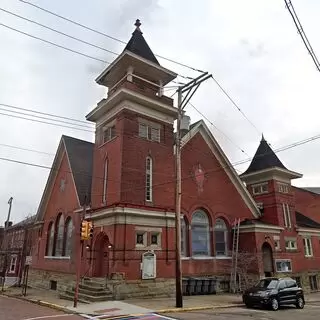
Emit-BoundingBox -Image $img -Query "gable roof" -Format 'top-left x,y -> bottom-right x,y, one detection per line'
7,215 -> 36,230
62,135 -> 94,205
242,135 -> 287,175
123,20 -> 160,65
181,120 -> 261,218
296,211 -> 320,229
36,135 -> 93,221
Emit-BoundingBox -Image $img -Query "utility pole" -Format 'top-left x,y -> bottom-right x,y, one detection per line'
175,73 -> 211,308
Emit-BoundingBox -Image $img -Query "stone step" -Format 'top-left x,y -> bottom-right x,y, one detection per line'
65,290 -> 113,303
79,283 -> 107,292
82,279 -> 106,288
59,292 -> 90,304
76,286 -> 112,297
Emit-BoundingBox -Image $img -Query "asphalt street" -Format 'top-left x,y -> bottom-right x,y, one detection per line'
0,295 -> 82,320
161,303 -> 320,320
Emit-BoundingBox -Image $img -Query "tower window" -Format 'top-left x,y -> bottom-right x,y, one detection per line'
279,183 -> 289,193
103,125 -> 116,143
282,203 -> 291,228
146,157 -> 153,201
252,183 -> 268,195
139,123 -> 160,142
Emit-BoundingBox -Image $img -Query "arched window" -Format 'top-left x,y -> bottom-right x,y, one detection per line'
214,218 -> 228,256
181,217 -> 187,257
46,222 -> 54,256
102,158 -> 108,204
55,214 -> 64,256
64,218 -> 73,257
145,157 -> 152,201
191,210 -> 210,256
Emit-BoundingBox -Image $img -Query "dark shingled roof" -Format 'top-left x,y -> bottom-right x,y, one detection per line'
7,215 -> 36,230
62,136 -> 94,206
302,187 -> 320,195
124,20 -> 159,65
296,211 -> 320,229
242,135 -> 287,175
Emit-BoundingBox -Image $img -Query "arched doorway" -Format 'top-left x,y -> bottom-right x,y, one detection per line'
92,233 -> 111,278
262,242 -> 274,277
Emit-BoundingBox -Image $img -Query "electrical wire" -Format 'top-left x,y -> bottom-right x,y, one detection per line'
210,76 -> 261,136
0,22 -> 110,64
0,143 -> 54,156
18,0 -> 205,73
187,102 -> 250,157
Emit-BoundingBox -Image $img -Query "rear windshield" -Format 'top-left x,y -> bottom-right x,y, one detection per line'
254,279 -> 278,289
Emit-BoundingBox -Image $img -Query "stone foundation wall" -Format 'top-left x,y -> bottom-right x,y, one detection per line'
28,268 -> 75,293
275,271 -> 320,293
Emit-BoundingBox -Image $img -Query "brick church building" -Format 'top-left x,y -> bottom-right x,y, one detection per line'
29,20 -> 320,299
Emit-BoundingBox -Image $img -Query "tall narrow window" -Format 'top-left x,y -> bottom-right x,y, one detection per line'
9,256 -> 17,273
146,157 -> 152,201
214,218 -> 228,256
103,158 -> 108,204
191,210 -> 210,256
64,218 -> 73,257
181,217 -> 187,257
55,214 -> 64,256
282,204 -> 291,228
303,238 -> 313,257
46,222 -> 54,256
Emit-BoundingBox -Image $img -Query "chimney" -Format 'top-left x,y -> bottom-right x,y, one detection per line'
180,113 -> 191,137
5,221 -> 13,228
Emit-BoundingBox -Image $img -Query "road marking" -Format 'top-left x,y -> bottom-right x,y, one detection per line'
23,314 -> 75,320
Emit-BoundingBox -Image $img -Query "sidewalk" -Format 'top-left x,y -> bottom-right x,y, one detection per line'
1,286 -> 320,317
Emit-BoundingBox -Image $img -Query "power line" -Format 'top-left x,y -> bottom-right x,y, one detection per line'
0,8 -> 119,57
18,0 -> 205,73
187,102 -> 250,157
210,76 -> 261,136
0,22 -> 110,64
0,103 -> 93,125
284,0 -> 320,72
0,106 -> 93,129
0,143 -> 54,156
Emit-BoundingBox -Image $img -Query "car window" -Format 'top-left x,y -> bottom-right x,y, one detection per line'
285,280 -> 297,288
255,279 -> 278,289
278,280 -> 286,290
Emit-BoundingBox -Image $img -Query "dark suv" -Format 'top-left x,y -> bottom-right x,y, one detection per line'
242,277 -> 305,311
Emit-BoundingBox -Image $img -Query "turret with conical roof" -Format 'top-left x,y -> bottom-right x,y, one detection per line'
240,136 -> 302,228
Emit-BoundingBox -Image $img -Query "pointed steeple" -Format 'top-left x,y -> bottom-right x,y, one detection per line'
242,136 -> 287,175
123,19 -> 160,65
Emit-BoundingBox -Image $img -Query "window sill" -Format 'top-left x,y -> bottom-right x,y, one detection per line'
192,256 -> 215,260
181,257 -> 191,260
305,255 -> 314,258
44,256 -> 71,260
99,136 -> 117,148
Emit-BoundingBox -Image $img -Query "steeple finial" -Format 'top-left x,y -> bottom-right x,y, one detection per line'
261,134 -> 265,142
134,19 -> 142,32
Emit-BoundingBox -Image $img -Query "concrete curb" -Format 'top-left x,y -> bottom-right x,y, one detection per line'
156,303 -> 244,314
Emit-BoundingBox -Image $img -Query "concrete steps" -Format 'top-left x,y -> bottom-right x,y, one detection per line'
59,278 -> 113,304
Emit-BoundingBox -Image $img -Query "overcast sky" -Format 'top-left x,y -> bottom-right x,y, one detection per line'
1,0 -> 320,223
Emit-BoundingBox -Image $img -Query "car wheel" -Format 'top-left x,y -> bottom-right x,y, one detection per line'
296,296 -> 305,309
270,298 -> 279,311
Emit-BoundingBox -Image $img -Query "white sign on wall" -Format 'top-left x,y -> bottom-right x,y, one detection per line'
141,251 -> 156,280
25,256 -> 32,266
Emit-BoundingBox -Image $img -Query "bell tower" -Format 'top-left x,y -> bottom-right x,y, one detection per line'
87,20 -> 178,210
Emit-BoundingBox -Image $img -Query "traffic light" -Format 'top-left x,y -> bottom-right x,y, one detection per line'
88,221 -> 94,239
80,220 -> 89,240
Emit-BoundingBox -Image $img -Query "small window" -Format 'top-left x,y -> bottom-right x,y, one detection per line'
274,240 -> 280,251
282,204 -> 292,228
103,125 -> 116,143
136,232 -> 146,246
139,122 -> 160,142
181,217 -> 187,257
150,233 -> 160,246
9,256 -> 17,273
279,183 -> 289,193
275,259 -> 292,273
252,183 -> 268,195
309,275 -> 318,291
285,239 -> 297,250
303,238 -> 313,257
